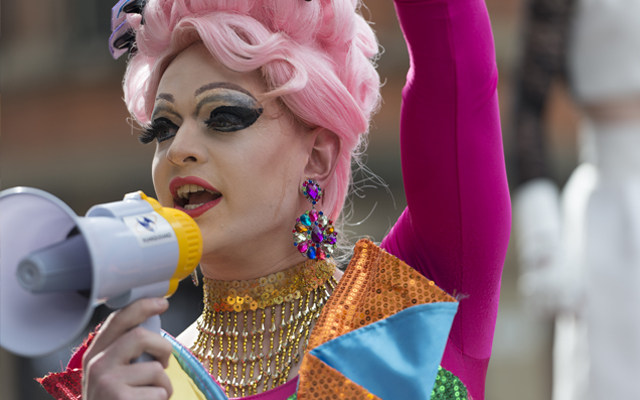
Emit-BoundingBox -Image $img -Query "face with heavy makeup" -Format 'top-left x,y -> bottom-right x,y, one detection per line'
150,43 -> 323,280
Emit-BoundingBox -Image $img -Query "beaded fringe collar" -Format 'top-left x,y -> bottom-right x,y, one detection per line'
191,259 -> 337,397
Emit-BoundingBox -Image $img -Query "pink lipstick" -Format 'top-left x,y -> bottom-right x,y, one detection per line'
169,176 -> 222,218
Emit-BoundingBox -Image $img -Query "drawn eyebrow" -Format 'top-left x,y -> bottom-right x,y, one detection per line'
193,93 -> 258,117
156,93 -> 175,103
194,82 -> 257,100
151,103 -> 182,121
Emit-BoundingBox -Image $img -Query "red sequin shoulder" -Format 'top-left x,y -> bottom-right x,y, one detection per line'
37,331 -> 96,399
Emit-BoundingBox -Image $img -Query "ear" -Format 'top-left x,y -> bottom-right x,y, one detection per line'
303,128 -> 341,184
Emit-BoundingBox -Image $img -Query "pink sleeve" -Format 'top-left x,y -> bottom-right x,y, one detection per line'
379,1 -> 511,399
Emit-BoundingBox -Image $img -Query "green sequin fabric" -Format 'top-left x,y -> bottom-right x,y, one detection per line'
431,366 -> 469,400
286,365 -> 467,399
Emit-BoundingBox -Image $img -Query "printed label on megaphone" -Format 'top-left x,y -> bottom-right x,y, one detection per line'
0,187 -> 202,358
123,212 -> 176,248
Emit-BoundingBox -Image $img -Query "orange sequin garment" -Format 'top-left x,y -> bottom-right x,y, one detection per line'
297,238 -> 457,398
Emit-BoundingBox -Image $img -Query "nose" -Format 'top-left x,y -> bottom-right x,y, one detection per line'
166,121 -> 207,166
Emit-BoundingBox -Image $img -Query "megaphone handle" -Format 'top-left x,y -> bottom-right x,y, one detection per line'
132,314 -> 162,363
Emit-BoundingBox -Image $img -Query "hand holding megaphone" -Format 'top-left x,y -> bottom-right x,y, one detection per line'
81,297 -> 175,400
0,187 -> 202,358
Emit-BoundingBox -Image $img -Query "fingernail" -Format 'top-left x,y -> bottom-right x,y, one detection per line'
156,298 -> 168,307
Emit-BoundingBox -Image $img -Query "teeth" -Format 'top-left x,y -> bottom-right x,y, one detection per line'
176,184 -> 216,200
184,203 -> 205,210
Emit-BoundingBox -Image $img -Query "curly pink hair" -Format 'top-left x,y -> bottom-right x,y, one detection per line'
123,0 -> 381,220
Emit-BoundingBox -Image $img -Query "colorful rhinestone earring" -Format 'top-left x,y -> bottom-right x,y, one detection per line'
293,179 -> 338,260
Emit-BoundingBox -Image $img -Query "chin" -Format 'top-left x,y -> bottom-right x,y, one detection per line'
199,233 -> 225,260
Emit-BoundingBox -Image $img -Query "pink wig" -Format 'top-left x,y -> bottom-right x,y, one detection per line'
123,0 -> 381,220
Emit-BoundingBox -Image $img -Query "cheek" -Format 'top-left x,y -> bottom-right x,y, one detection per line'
229,136 -> 296,183
260,127 -> 306,172
255,142 -> 306,216
151,151 -> 171,204
252,140 -> 299,187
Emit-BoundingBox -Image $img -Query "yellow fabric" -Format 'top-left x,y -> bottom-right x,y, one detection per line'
166,354 -> 207,400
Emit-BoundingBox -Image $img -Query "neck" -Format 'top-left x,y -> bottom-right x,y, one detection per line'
191,258 -> 337,397
199,241 -> 305,281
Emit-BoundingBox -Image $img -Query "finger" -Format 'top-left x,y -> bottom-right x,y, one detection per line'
119,362 -> 173,397
111,327 -> 173,368
85,298 -> 168,364
86,326 -> 172,374
84,350 -> 173,399
90,380 -> 171,400
126,386 -> 172,400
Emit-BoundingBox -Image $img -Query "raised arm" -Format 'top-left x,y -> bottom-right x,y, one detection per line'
379,0 -> 511,399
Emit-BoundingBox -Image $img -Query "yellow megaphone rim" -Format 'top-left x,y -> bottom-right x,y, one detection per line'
138,191 -> 203,298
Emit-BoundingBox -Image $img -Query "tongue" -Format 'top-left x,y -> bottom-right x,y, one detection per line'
189,191 -> 218,205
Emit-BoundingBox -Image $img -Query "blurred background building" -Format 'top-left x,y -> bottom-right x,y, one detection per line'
1,0 -> 582,398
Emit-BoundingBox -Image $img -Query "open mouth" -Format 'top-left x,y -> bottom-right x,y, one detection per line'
173,184 -> 222,210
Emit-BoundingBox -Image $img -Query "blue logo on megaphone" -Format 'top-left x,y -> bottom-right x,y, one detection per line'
137,215 -> 157,232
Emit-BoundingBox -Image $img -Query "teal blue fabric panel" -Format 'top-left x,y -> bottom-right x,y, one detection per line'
309,302 -> 458,400
162,332 -> 229,400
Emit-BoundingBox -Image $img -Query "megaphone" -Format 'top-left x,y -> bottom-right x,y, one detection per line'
0,187 -> 202,357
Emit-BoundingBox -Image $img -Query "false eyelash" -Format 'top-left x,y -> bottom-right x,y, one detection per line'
138,127 -> 156,144
139,118 -> 178,144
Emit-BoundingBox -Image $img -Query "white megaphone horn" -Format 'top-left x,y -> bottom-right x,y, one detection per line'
0,187 -> 202,358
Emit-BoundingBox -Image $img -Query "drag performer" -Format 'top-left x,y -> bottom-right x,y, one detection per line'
513,0 -> 640,399
39,0 -> 510,399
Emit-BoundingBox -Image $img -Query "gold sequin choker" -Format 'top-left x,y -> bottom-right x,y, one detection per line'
191,259 -> 337,397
